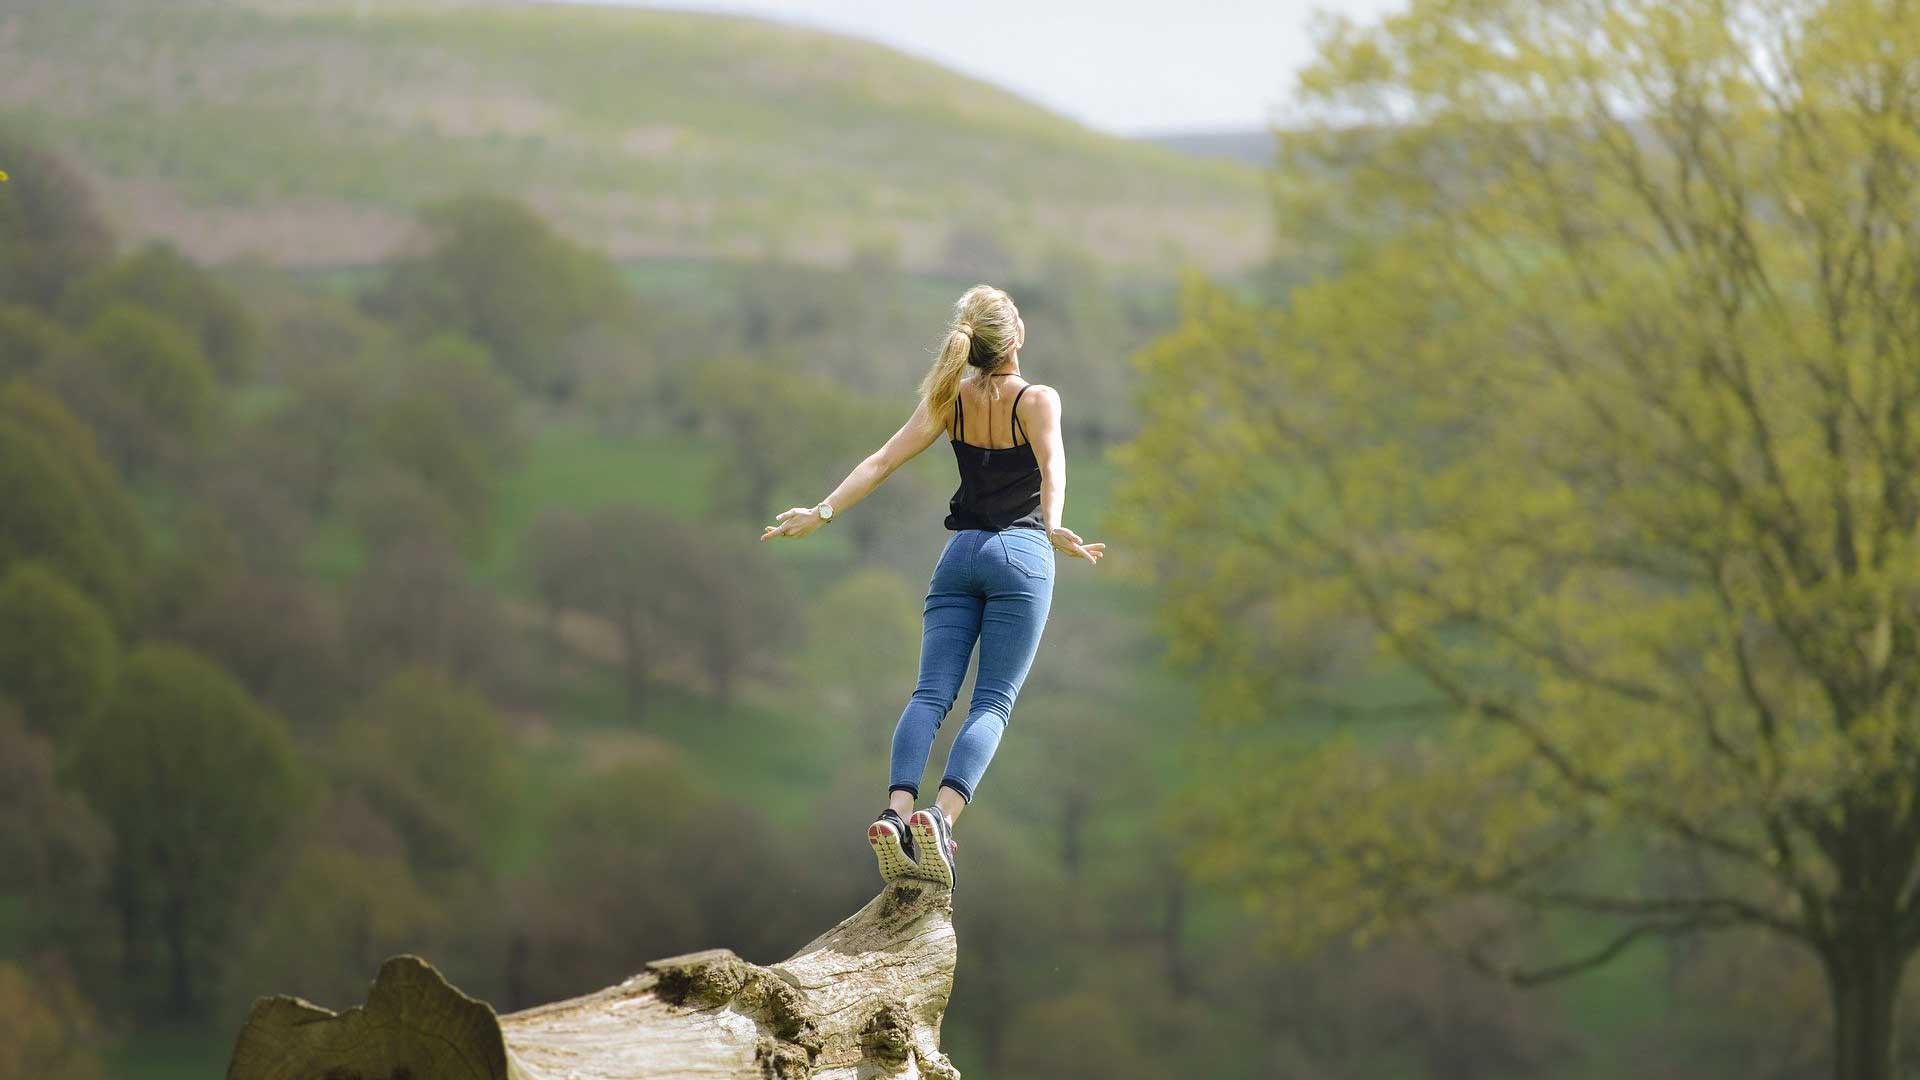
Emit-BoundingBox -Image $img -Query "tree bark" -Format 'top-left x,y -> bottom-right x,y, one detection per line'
226,879 -> 959,1079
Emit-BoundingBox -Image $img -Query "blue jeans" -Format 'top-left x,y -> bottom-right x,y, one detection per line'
889,527 -> 1055,805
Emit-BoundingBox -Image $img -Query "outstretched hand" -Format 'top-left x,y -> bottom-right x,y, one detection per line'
761,506 -> 826,542
1050,525 -> 1105,565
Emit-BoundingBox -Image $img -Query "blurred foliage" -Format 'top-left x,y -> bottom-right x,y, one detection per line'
61,244 -> 257,382
0,126 -> 112,310
66,644 -> 303,1016
217,844 -> 445,1029
0,562 -> 117,739
0,98 -> 1844,1077
0,953 -> 108,1080
0,305 -> 78,381
66,303 -> 219,473
0,390 -> 138,623
1117,1 -> 1920,1076
0,707 -> 115,978
364,194 -> 633,399
328,667 -> 520,879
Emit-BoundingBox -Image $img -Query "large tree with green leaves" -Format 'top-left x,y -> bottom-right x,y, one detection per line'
363,194 -> 632,399
0,130 -> 113,310
0,562 -> 117,739
1116,2 -> 1920,1077
66,643 -> 302,1017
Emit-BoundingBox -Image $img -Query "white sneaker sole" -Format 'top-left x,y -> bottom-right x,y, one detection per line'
868,820 -> 917,882
907,810 -> 954,889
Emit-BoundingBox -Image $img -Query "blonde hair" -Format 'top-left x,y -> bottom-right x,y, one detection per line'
918,284 -> 1022,432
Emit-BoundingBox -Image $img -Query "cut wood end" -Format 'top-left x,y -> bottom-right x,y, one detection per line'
227,881 -> 961,1080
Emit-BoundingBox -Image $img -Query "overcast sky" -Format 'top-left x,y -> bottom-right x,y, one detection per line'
598,0 -> 1405,136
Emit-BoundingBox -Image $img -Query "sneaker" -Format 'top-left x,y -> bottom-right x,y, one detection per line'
868,807 -> 919,883
907,806 -> 958,890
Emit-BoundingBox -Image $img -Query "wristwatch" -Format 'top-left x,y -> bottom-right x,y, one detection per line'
814,501 -> 835,523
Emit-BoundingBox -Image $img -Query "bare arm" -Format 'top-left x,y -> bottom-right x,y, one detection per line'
761,398 -> 943,541
1019,385 -> 1104,564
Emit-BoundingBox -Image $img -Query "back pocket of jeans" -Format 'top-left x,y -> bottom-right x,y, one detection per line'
1000,532 -> 1053,580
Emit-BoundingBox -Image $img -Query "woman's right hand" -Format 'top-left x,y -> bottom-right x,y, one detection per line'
1050,525 -> 1104,565
762,506 -> 826,541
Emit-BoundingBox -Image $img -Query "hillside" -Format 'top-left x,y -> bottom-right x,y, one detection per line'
0,0 -> 1271,274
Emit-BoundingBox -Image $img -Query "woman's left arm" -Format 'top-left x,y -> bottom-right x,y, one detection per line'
1022,386 -> 1105,564
761,398 -> 943,541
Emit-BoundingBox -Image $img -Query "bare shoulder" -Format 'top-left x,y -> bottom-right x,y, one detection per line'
1017,382 -> 1061,415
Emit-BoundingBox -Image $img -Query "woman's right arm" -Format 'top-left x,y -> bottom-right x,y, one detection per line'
761,397 -> 943,542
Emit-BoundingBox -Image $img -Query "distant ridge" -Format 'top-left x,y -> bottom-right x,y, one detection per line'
1138,129 -> 1278,169
0,0 -> 1269,275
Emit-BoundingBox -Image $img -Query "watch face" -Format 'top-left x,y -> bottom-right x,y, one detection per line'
819,505 -> 833,520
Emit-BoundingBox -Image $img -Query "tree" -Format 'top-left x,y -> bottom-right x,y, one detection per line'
0,955 -> 108,1080
1114,3 -> 1920,1078
689,359 -> 885,523
341,531 -> 507,693
516,755 -> 825,1002
366,386 -> 494,546
60,243 -> 256,381
675,527 -> 799,705
66,643 -> 302,1017
794,568 -> 926,755
552,503 -> 702,718
525,507 -> 594,654
0,562 -> 117,739
0,380 -> 144,571
363,194 -> 631,398
0,130 -> 114,310
219,844 -> 445,1033
0,305 -> 78,381
0,706 -> 115,981
63,302 -> 218,472
327,667 -> 519,879
0,401 -> 137,624
248,359 -> 373,517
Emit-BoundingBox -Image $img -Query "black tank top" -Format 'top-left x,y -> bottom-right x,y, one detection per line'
944,378 -> 1045,532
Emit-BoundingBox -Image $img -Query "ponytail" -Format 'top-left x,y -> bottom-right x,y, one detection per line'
918,326 -> 971,433
919,285 -> 1019,431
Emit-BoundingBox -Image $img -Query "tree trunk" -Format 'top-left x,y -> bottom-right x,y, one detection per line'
227,880 -> 959,1079
1824,938 -> 1907,1080
164,895 -> 196,1017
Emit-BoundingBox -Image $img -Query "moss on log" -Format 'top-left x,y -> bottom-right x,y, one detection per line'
226,880 -> 958,1080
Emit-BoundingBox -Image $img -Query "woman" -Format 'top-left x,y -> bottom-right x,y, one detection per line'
760,284 -> 1104,891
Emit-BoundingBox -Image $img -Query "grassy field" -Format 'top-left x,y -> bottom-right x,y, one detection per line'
2,0 -> 1269,275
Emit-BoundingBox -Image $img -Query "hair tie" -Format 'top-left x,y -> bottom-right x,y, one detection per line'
957,323 -> 974,337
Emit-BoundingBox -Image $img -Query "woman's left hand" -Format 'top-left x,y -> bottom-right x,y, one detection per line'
1050,525 -> 1105,564
761,507 -> 826,541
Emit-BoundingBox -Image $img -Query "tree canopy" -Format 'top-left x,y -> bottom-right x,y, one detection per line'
1115,2 -> 1920,1078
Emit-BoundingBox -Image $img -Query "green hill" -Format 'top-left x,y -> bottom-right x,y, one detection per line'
2,0 -> 1271,275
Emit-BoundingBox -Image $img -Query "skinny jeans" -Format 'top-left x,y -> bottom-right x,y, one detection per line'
888,526 -> 1055,805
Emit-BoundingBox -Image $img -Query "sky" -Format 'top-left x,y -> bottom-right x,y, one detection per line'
602,0 -> 1406,136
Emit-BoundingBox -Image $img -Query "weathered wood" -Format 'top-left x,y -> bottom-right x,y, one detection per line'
226,880 -> 958,1080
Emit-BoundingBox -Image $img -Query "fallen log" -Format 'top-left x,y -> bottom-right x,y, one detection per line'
226,879 -> 959,1079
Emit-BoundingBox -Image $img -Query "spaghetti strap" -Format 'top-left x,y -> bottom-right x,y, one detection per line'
1010,383 -> 1032,446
